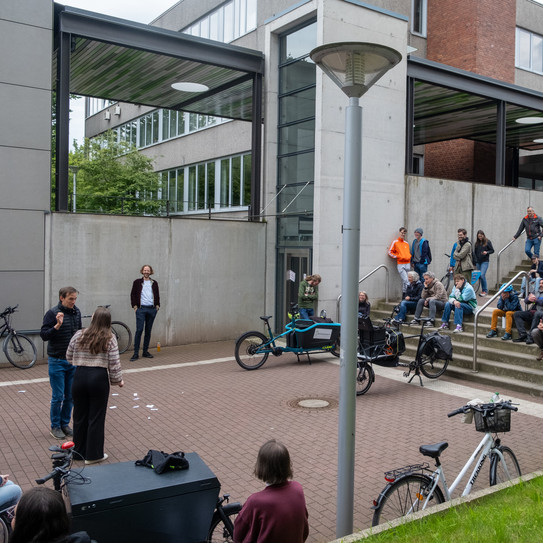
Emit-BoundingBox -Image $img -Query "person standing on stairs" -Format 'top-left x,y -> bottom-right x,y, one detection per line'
513,206 -> 543,260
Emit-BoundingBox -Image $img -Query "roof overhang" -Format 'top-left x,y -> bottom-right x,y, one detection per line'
408,56 -> 543,151
53,4 -> 265,121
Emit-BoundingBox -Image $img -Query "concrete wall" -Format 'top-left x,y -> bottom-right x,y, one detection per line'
0,1 -> 52,360
45,214 -> 267,347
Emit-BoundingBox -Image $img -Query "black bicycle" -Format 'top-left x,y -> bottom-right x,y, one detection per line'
0,305 -> 37,369
36,442 -> 242,543
82,305 -> 132,355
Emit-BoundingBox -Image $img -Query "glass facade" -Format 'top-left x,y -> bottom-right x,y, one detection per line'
158,152 -> 251,214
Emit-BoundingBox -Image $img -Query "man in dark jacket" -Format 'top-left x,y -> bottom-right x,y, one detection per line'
40,287 -> 82,439
513,206 -> 543,259
513,292 -> 543,344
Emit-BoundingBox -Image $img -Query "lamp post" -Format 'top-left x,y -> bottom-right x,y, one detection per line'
310,42 -> 401,538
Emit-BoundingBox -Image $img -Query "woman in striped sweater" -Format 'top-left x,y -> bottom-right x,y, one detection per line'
67,307 -> 124,465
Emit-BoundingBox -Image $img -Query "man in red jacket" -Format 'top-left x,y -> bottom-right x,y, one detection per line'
388,227 -> 412,293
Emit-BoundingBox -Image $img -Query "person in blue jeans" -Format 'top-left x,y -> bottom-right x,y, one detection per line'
392,271 -> 423,324
130,265 -> 160,361
40,287 -> 82,440
473,230 -> 494,297
0,474 -> 22,512
440,275 -> 477,333
513,206 -> 543,259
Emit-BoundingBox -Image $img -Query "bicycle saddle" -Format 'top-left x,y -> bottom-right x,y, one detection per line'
419,441 -> 448,459
259,316 -> 272,321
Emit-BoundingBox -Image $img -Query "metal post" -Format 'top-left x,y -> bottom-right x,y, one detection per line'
336,96 -> 362,538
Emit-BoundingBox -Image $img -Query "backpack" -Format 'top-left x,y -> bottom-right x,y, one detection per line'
135,449 -> 189,474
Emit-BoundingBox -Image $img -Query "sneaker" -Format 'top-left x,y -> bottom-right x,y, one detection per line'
486,329 -> 498,338
50,427 -> 65,440
85,454 -> 108,465
501,333 -> 512,341
439,323 -> 449,330
130,353 -> 139,361
513,335 -> 528,343
526,335 -> 535,345
453,325 -> 463,333
142,352 -> 154,358
423,320 -> 434,328
479,292 -> 487,297
61,425 -> 73,437
409,319 -> 420,325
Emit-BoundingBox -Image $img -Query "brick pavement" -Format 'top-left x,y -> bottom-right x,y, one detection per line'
1,342 -> 543,542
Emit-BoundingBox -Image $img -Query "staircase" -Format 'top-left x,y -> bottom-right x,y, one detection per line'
371,260 -> 543,397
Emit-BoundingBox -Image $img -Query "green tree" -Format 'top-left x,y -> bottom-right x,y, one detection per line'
70,131 -> 161,215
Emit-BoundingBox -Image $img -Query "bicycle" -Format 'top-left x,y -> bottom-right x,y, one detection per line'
0,305 -> 37,369
0,504 -> 15,543
371,400 -> 521,526
396,318 -> 452,385
36,442 -> 242,543
234,304 -> 340,370
82,305 -> 132,354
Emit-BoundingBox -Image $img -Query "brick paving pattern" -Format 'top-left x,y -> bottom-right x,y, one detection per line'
1,342 -> 543,542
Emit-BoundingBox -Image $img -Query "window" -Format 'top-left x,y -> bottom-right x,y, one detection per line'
516,27 -> 543,74
181,0 -> 257,43
412,0 -> 427,37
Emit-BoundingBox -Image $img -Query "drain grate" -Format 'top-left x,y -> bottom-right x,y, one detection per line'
287,397 -> 339,410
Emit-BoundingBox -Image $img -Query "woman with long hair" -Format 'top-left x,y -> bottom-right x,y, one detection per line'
66,307 -> 124,465
473,229 -> 494,297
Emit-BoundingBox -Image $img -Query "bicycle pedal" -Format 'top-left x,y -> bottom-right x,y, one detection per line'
403,371 -> 409,378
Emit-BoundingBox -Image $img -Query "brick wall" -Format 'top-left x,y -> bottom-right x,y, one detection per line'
424,0 -> 516,181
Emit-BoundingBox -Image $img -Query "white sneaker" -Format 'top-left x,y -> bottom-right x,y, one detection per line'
85,454 -> 108,465
453,325 -> 463,333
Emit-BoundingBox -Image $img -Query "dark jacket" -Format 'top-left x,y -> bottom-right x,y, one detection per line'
402,280 -> 423,302
473,240 -> 494,264
131,278 -> 160,308
411,238 -> 431,266
514,214 -> 543,240
497,291 -> 521,312
40,302 -> 82,359
358,301 -> 371,319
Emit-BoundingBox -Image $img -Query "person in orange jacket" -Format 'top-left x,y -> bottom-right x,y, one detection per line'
388,227 -> 412,293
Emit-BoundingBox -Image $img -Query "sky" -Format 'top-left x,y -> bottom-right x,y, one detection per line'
61,0 -> 179,148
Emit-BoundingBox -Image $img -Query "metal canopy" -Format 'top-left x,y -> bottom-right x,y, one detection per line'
53,4 -> 264,121
408,57 -> 543,151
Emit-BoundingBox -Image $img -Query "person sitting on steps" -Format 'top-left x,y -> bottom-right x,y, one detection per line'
440,274 -> 477,333
519,255 -> 543,298
529,317 -> 543,361
410,271 -> 448,328
392,271 -> 423,325
486,284 -> 521,341
513,292 -> 543,344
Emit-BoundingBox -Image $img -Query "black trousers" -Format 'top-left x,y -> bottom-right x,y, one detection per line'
72,366 -> 110,461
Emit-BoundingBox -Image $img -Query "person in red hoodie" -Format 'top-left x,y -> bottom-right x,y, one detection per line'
234,440 -> 309,543
513,206 -> 543,260
388,227 -> 412,293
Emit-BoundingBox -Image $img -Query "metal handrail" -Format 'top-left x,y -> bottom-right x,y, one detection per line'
336,265 -> 389,322
495,239 -> 516,289
472,270 -> 529,372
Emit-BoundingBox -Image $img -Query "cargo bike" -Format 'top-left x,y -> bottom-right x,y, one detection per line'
234,304 -> 341,370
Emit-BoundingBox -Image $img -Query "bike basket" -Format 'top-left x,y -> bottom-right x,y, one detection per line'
473,408 -> 511,433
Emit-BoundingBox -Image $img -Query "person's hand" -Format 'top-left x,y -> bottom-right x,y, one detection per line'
405,296 -> 410,301
55,312 -> 64,329
424,300 -> 429,307
539,320 -> 543,331
133,306 -> 138,311
117,380 -> 124,388
528,293 -> 537,302
0,474 -> 9,487
454,300 -> 461,308
483,251 -> 487,255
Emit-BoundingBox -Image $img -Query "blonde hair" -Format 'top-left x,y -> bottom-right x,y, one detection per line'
359,291 -> 369,303
306,274 -> 321,284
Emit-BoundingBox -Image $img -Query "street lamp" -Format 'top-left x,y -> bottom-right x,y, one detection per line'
310,42 -> 401,538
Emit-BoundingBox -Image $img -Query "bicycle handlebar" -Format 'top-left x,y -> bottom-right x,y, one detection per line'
448,401 -> 518,418
36,468 -> 60,485
0,305 -> 18,318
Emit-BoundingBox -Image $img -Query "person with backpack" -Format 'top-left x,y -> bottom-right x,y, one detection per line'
411,227 -> 432,277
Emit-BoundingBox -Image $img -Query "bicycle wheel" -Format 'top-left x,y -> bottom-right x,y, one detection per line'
331,335 -> 340,358
234,332 -> 270,370
111,321 -> 132,354
206,504 -> 241,543
356,361 -> 374,396
490,445 -> 521,485
3,332 -> 37,369
440,273 -> 452,294
418,339 -> 449,379
372,474 -> 445,527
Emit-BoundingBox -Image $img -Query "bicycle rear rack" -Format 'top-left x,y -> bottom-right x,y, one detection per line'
383,462 -> 430,482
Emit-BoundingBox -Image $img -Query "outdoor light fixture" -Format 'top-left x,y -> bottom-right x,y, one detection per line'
534,138 -> 543,143
171,82 -> 209,92
310,42 -> 401,539
516,116 -> 543,124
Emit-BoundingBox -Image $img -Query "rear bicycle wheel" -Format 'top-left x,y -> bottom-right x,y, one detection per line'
3,332 -> 37,369
111,321 -> 132,354
356,361 -> 374,396
440,273 -> 452,294
372,474 -> 444,527
206,505 -> 241,543
490,445 -> 521,485
418,339 -> 449,379
234,332 -> 270,370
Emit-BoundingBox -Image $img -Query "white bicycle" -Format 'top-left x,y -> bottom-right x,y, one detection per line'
372,400 -> 521,526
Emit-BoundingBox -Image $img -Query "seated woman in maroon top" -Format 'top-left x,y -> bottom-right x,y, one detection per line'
234,439 -> 309,543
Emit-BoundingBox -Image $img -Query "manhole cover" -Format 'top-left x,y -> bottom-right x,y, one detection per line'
287,397 -> 339,410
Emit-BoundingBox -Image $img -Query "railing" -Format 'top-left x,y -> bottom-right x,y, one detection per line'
336,265 -> 389,322
472,270 -> 529,372
495,239 -> 516,290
